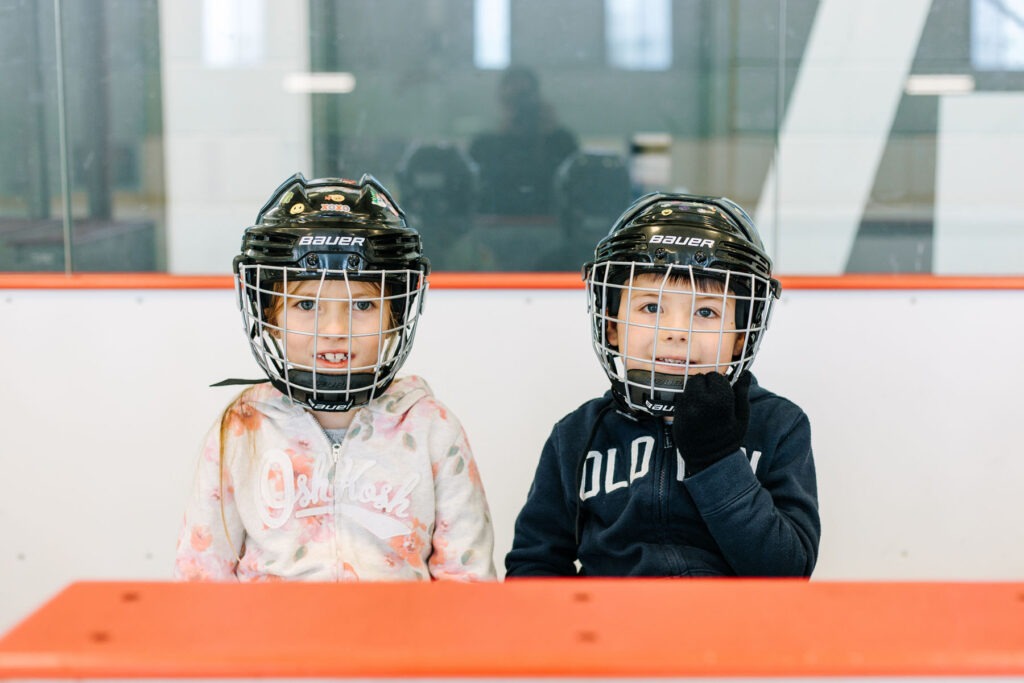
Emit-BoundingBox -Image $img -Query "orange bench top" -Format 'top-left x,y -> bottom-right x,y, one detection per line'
1,579 -> 1022,678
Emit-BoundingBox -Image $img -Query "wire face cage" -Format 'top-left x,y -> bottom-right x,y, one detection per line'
586,261 -> 778,415
236,263 -> 428,411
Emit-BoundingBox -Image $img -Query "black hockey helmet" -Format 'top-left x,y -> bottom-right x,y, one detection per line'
583,192 -> 781,416
234,173 -> 430,412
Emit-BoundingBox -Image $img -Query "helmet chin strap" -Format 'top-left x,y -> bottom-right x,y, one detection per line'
623,369 -> 686,416
210,377 -> 268,387
274,370 -> 383,412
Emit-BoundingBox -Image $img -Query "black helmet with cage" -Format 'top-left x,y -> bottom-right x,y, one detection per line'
234,172 -> 430,412
582,192 -> 781,417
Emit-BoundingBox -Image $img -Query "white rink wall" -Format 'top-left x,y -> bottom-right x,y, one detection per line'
1,286 -> 1022,632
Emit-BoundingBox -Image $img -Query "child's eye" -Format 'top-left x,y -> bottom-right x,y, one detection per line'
295,299 -> 317,311
353,300 -> 375,312
641,302 -> 661,314
695,306 -> 717,319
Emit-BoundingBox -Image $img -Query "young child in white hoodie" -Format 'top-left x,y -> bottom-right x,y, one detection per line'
174,173 -> 495,581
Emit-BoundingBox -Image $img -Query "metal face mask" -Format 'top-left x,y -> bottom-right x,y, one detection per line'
237,265 -> 426,411
587,261 -> 776,416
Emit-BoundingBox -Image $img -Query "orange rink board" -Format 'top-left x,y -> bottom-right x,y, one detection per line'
0,580 -> 1022,679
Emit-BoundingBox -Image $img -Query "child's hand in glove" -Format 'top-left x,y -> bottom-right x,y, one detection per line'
672,371 -> 751,476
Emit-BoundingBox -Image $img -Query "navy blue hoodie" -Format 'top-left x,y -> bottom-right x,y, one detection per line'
506,374 -> 820,577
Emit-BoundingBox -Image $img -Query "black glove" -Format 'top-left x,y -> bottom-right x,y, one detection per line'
671,371 -> 751,476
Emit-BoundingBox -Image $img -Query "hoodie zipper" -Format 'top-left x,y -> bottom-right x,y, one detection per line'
308,414 -> 344,577
660,420 -> 684,575
310,417 -> 343,463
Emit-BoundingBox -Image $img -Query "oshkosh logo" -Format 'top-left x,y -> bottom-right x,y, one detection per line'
649,235 -> 715,248
256,451 -> 417,538
298,235 -> 365,246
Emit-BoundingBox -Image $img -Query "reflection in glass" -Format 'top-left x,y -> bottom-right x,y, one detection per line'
202,0 -> 266,69
3,0 -> 1024,275
605,0 -> 672,70
971,0 -> 1024,70
0,0 -> 165,272
474,0 -> 510,70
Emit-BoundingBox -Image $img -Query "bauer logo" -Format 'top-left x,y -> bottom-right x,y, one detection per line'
298,235 -> 366,246
307,399 -> 354,411
644,399 -> 674,412
648,235 -> 715,248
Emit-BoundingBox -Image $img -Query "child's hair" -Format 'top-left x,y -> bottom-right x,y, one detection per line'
616,268 -> 729,304
216,390 -> 253,565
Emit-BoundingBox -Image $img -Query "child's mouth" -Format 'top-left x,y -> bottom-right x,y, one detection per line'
317,352 -> 349,364
654,357 -> 690,373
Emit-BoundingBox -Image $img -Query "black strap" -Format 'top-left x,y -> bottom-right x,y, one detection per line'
209,378 -> 268,388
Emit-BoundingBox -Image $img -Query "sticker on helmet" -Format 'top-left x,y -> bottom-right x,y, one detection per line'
321,203 -> 352,212
298,235 -> 365,246
290,203 -> 305,214
648,235 -> 715,247
368,187 -> 399,216
325,194 -> 345,202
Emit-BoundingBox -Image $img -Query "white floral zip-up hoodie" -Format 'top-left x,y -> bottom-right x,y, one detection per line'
174,375 -> 495,581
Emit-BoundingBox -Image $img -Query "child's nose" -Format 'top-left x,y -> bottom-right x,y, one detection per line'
658,312 -> 689,339
316,306 -> 351,336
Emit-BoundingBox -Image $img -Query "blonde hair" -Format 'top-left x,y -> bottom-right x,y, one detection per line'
216,390 -> 253,566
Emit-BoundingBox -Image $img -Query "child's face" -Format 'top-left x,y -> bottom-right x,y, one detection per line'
270,279 -> 392,375
606,272 -> 745,376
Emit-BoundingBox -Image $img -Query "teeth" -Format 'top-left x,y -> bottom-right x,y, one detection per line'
656,357 -> 687,365
319,352 -> 348,363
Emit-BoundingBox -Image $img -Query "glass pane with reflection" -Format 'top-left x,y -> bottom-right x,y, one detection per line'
2,0 -> 1024,276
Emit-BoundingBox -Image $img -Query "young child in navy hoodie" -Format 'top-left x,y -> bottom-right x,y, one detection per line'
506,192 -> 819,577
